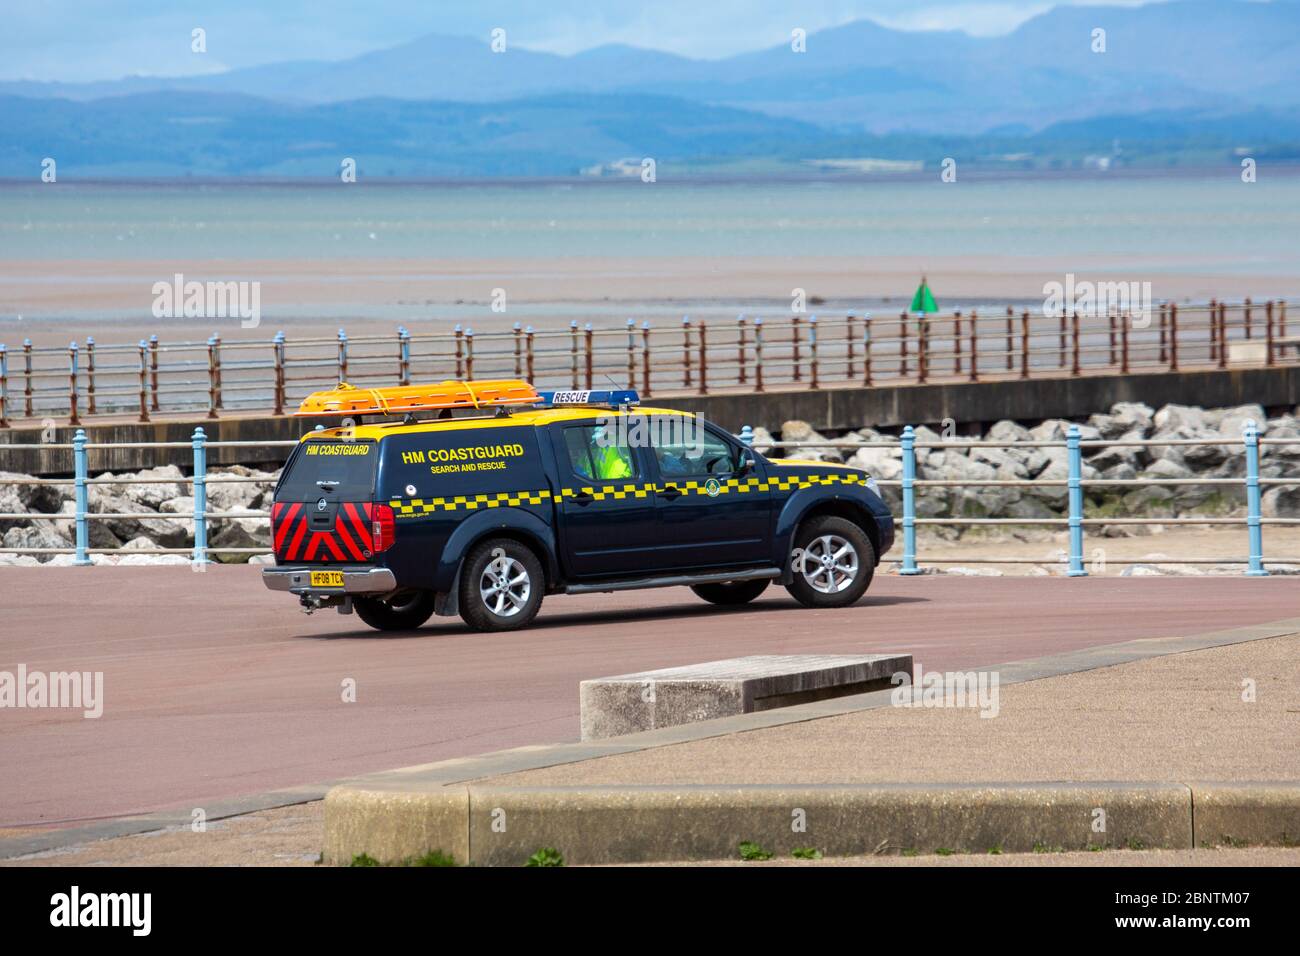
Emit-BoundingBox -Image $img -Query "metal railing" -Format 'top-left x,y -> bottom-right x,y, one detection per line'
747,422 -> 1300,575
0,422 -> 1296,572
2,299 -> 1295,427
0,429 -> 290,561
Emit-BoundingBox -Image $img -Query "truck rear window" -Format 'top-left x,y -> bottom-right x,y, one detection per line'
277,440 -> 378,500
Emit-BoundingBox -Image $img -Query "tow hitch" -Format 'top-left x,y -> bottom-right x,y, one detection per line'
299,594 -> 354,615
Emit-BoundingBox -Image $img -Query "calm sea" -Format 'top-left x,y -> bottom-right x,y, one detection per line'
2,174 -> 1298,273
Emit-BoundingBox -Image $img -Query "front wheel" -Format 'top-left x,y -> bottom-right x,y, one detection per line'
353,590 -> 437,631
784,515 -> 875,608
458,538 -> 545,632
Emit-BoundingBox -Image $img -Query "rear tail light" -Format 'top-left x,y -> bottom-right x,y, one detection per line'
370,503 -> 395,553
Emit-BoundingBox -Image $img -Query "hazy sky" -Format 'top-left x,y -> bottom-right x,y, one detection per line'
4,0 -> 1162,82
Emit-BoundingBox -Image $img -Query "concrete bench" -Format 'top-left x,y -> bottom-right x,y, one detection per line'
580,653 -> 912,740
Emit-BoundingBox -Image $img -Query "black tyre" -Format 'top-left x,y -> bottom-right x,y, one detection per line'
353,590 -> 436,631
458,538 -> 545,632
691,579 -> 770,606
784,515 -> 876,609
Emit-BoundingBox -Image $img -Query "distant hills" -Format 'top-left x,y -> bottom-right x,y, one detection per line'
5,91 -> 1297,179
2,0 -> 1299,177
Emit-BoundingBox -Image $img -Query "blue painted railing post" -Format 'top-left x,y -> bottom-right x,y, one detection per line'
192,427 -> 208,565
1243,419 -> 1269,576
73,428 -> 90,565
738,425 -> 754,447
1066,424 -> 1088,576
900,425 -> 921,574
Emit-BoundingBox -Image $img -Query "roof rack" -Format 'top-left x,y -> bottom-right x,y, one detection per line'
295,380 -> 540,417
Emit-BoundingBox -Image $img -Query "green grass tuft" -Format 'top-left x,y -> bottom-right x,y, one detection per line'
525,847 -> 565,867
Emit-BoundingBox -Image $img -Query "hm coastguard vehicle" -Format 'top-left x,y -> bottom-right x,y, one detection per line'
263,380 -> 893,631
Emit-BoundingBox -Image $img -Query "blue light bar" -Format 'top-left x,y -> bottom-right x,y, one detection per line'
535,389 -> 641,409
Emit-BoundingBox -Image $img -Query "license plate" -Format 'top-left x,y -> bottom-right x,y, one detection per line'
310,571 -> 345,588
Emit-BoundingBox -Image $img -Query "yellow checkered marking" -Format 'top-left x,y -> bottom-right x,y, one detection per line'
390,473 -> 865,516
760,473 -> 866,492
391,489 -> 554,517
557,482 -> 657,502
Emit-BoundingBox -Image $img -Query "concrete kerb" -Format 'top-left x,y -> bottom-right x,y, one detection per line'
358,782 -> 1195,866
1191,783 -> 1300,849
324,785 -> 470,866
323,781 -> 1300,866
323,616 -> 1300,865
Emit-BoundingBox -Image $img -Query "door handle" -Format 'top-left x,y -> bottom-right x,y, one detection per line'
657,485 -> 682,500
571,490 -> 594,505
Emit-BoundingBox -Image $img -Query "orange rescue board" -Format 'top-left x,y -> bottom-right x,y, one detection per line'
295,380 -> 540,417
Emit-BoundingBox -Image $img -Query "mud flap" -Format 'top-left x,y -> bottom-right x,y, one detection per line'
434,562 -> 463,617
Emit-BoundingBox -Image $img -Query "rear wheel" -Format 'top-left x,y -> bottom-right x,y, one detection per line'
784,515 -> 875,608
691,579 -> 770,606
354,590 -> 436,631
458,538 -> 545,632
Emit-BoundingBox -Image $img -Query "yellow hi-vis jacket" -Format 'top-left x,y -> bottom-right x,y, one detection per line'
593,442 -> 632,479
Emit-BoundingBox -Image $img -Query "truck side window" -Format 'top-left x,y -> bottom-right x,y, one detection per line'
563,425 -> 638,481
653,426 -> 735,478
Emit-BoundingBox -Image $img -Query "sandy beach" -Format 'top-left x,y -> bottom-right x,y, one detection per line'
3,254 -> 1298,349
